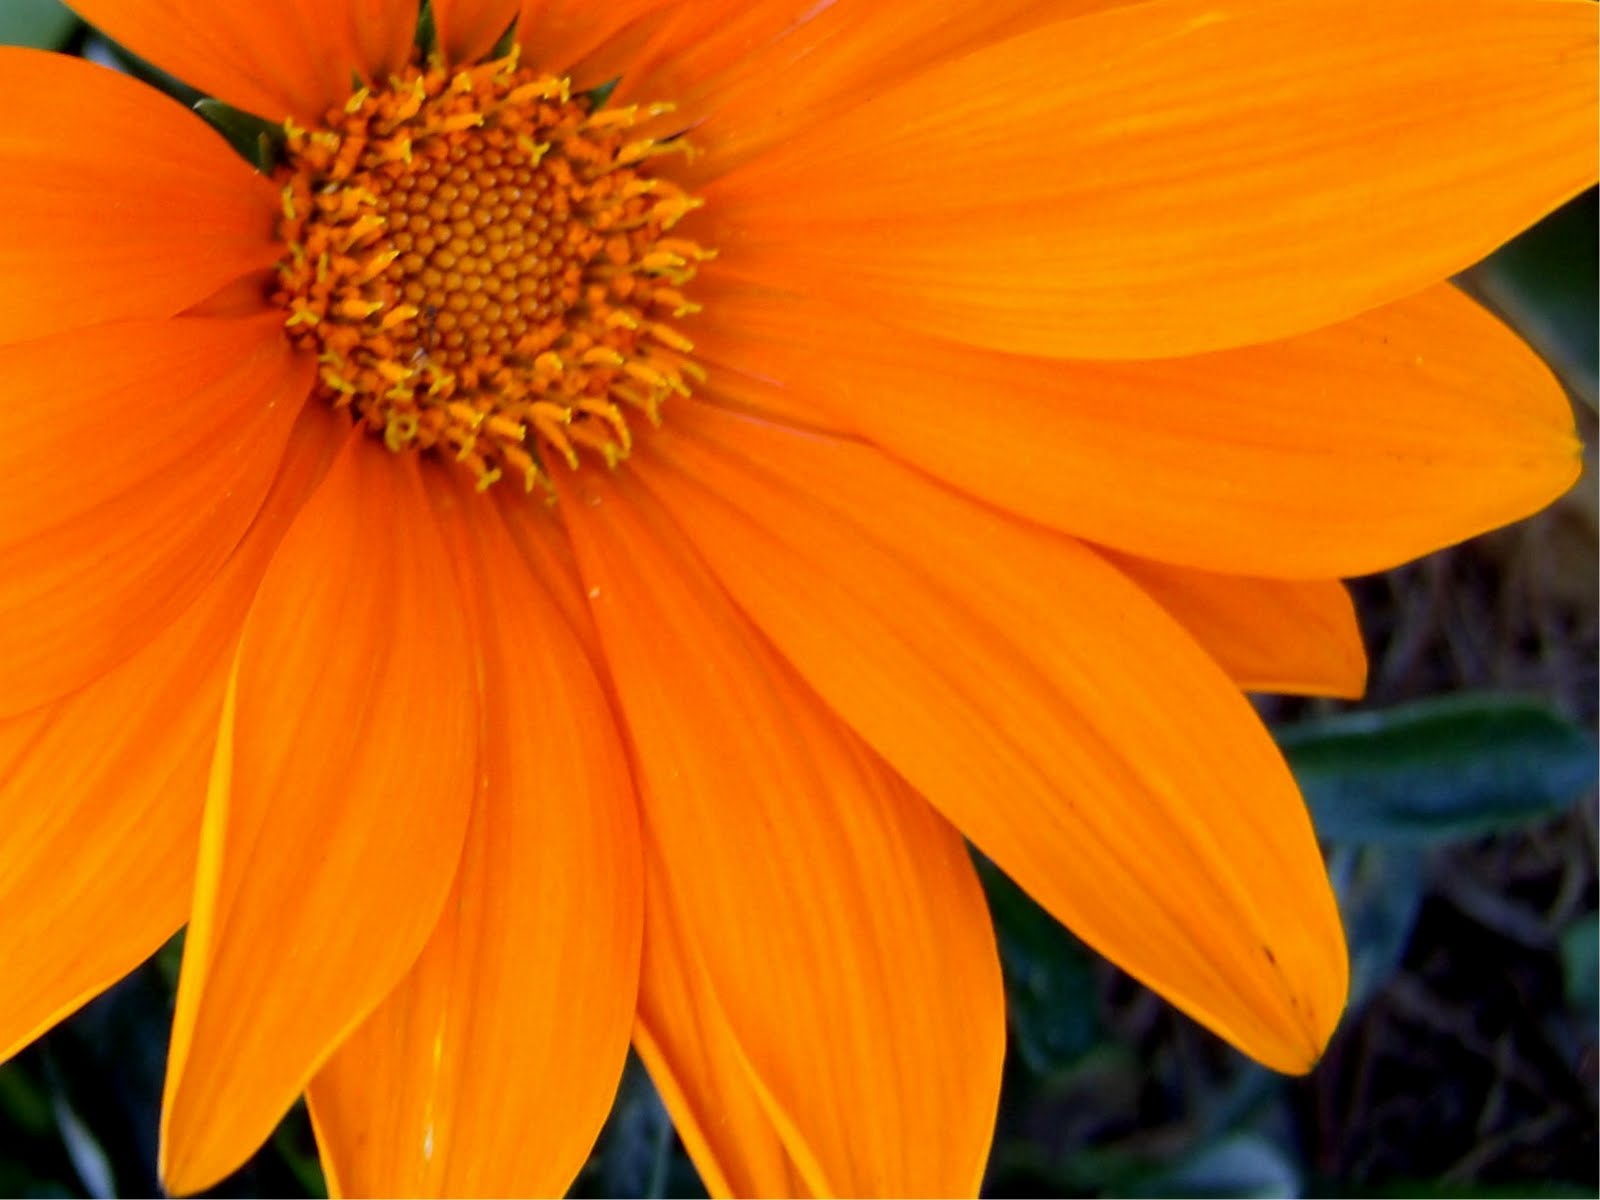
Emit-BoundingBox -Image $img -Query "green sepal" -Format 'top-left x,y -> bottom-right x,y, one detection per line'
489,16 -> 520,60
588,78 -> 622,109
0,0 -> 78,49
415,0 -> 439,59
194,98 -> 287,175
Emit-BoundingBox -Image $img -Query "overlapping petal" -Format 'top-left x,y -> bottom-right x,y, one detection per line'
558,465 -> 1005,1197
433,0 -> 516,65
0,316 -> 310,716
633,402 -> 1348,1073
709,0 -> 1598,358
517,0 -> 676,84
68,0 -> 419,123
693,283 -> 1580,578
0,49 -> 279,345
641,0 -> 1137,184
308,477 -> 641,1198
160,440 -> 477,1195
1107,555 -> 1365,699
0,408 -> 339,1066
493,485 -> 805,1198
633,843 -> 812,1199
494,496 -> 606,658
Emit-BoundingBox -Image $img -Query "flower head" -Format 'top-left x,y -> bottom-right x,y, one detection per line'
0,0 -> 1593,1195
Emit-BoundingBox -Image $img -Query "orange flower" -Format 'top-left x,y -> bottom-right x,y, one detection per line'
0,0 -> 1593,1194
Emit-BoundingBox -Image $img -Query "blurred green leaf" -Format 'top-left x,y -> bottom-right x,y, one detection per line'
577,1057 -> 702,1200
0,0 -> 77,49
1467,190 -> 1598,409
1279,696 -> 1597,845
45,973 -> 170,1196
0,1166 -> 72,1200
0,1066 -> 53,1138
269,1104 -> 328,1198
976,858 -> 1100,1075
155,929 -> 185,993
1559,912 -> 1598,1021
1335,1182 -> 1599,1199
599,1064 -> 677,1199
1126,1133 -> 1301,1199
1329,845 -> 1426,1008
48,1090 -> 113,1199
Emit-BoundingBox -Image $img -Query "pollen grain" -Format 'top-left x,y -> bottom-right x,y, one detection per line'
273,51 -> 710,493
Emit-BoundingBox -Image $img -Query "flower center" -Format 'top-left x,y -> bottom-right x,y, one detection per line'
273,51 -> 710,492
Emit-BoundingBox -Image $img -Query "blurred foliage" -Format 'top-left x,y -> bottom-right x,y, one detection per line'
0,10 -> 1594,1198
1282,695 -> 1597,846
1466,192 -> 1599,412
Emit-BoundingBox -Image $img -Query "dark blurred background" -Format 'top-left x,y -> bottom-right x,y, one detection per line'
0,2 -> 1594,1196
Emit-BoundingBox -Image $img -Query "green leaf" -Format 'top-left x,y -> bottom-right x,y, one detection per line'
48,1090 -> 114,1199
269,1105 -> 328,1199
1278,695 -> 1597,845
0,0 -> 77,48
1332,1181 -> 1599,1199
580,1057 -> 703,1200
0,1065 -> 52,1138
1466,190 -> 1598,410
1559,912 -> 1598,1021
1328,845 -> 1425,1008
975,857 -> 1100,1075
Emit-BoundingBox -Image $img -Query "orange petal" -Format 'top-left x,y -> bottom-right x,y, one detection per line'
494,493 -> 607,663
490,499 -> 794,1194
517,0 -> 674,82
307,474 -> 641,1198
0,49 -> 279,345
0,406 -> 341,1065
433,0 -> 516,65
694,282 -> 1581,578
159,441 -> 477,1195
68,0 -> 418,123
632,402 -> 1348,1074
633,841 -> 811,1200
0,316 -> 311,716
1104,554 -> 1366,700
642,0 -> 1135,186
557,464 -> 1005,1197
709,0 -> 1598,358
